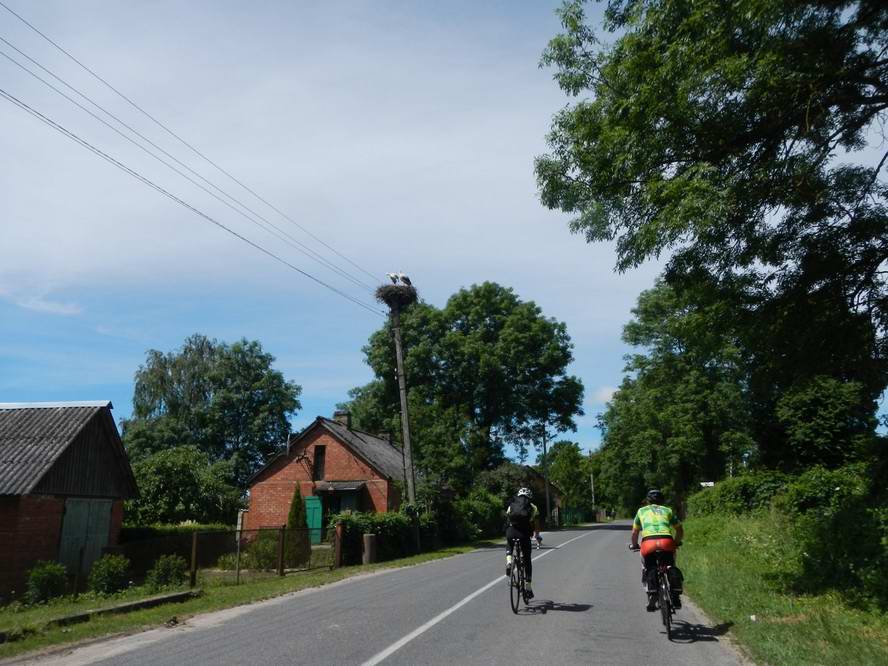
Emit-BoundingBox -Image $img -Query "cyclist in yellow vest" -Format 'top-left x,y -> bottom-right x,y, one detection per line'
630,489 -> 684,612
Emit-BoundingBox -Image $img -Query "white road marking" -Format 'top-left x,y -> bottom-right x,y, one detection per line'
360,531 -> 592,666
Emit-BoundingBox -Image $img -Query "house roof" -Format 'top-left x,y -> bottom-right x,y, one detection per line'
317,417 -> 405,481
248,416 -> 406,486
0,401 -> 136,497
523,465 -> 564,497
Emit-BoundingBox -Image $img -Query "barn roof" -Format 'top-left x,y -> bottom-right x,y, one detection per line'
0,402 -> 137,498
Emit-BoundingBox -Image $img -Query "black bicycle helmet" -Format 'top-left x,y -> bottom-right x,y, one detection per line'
646,489 -> 664,503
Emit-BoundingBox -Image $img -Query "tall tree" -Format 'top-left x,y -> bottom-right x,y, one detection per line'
343,283 -> 584,485
124,333 -> 301,486
537,0 -> 888,405
597,282 -> 757,510
125,446 -> 242,525
538,441 -> 594,511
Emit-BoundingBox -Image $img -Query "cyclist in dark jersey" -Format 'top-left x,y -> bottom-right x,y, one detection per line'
631,489 -> 684,612
505,487 -> 540,599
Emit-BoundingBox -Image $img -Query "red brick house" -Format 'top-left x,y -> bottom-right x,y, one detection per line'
0,402 -> 138,598
244,411 -> 404,532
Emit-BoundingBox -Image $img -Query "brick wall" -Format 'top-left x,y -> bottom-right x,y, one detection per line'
244,424 -> 395,530
0,495 -> 66,599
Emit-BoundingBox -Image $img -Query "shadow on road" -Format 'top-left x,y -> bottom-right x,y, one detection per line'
520,600 -> 594,615
668,619 -> 734,644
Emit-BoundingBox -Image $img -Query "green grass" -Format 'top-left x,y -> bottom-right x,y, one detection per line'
0,544 -> 477,659
683,514 -> 888,665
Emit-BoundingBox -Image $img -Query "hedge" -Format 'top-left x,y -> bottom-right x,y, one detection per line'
687,463 -> 888,608
331,491 -> 505,566
687,471 -> 789,517
119,523 -> 232,543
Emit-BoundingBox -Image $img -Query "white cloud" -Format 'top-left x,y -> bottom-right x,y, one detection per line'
0,281 -> 82,316
16,294 -> 82,316
591,386 -> 618,404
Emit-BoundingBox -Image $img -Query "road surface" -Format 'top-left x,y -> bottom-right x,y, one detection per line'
15,524 -> 746,665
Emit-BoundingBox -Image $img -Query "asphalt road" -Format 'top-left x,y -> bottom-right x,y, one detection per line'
19,524 -> 746,665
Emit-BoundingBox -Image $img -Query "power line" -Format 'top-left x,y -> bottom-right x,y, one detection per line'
0,0 -> 380,284
0,86 -> 385,317
0,36 -> 376,293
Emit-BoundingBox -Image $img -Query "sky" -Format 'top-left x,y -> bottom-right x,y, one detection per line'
1,0 -> 663,454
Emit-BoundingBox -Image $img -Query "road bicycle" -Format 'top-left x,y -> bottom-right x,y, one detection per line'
508,537 -> 530,613
629,543 -> 679,639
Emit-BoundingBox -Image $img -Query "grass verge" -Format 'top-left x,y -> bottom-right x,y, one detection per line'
683,514 -> 888,665
0,544 -> 477,660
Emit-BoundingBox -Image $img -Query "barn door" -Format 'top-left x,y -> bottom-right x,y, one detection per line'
58,498 -> 112,577
304,495 -> 322,544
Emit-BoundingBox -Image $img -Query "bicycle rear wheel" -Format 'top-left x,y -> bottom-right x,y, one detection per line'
509,556 -> 521,614
659,577 -> 672,638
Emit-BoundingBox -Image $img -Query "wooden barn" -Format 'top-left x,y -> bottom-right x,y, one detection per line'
0,401 -> 138,598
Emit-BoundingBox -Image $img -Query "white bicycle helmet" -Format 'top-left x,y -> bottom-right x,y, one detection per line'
517,487 -> 532,498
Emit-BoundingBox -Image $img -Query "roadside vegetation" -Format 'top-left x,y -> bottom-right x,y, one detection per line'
683,513 -> 888,666
536,0 -> 888,661
680,470 -> 888,665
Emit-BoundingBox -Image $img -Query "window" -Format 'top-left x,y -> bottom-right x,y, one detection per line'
312,446 -> 326,480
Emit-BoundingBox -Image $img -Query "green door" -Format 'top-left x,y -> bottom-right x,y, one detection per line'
58,498 -> 112,577
305,495 -> 322,544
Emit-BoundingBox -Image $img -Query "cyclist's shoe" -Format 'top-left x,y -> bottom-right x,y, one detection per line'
525,582 -> 534,599
505,554 -> 513,577
646,594 -> 658,612
671,593 -> 682,609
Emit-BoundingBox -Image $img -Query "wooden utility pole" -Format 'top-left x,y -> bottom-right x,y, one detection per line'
391,304 -> 416,504
541,425 -> 551,528
376,279 -> 419,506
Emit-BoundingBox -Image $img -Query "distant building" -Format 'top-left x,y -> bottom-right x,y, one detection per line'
243,411 -> 404,537
0,402 -> 138,598
523,465 -> 563,527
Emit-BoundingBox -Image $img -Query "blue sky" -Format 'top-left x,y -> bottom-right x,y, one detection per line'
0,0 -> 733,455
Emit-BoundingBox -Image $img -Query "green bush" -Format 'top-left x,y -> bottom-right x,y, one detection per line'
686,471 -> 789,517
330,512 -> 417,565
771,464 -> 868,515
418,512 -> 441,550
88,554 -> 131,595
462,489 -> 504,537
770,465 -> 888,605
145,554 -> 188,591
25,561 -> 67,604
119,523 -> 231,544
285,486 -> 311,568
245,530 -> 281,569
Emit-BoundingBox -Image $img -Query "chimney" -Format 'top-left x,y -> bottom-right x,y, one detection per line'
333,410 -> 352,429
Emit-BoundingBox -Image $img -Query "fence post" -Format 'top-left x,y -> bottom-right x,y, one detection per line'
362,533 -> 377,565
277,526 -> 285,577
190,532 -> 198,588
334,523 -> 343,569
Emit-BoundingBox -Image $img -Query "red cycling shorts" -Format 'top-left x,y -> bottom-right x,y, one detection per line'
640,536 -> 676,558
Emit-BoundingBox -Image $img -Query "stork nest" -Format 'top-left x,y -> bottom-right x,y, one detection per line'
376,284 -> 418,309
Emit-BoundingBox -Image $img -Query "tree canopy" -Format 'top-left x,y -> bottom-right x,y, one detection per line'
537,0 -> 887,511
124,333 -> 301,487
342,282 -> 584,491
537,0 -> 887,362
125,446 -> 242,525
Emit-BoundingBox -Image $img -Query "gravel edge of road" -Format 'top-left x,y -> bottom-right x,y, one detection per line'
682,595 -> 757,665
